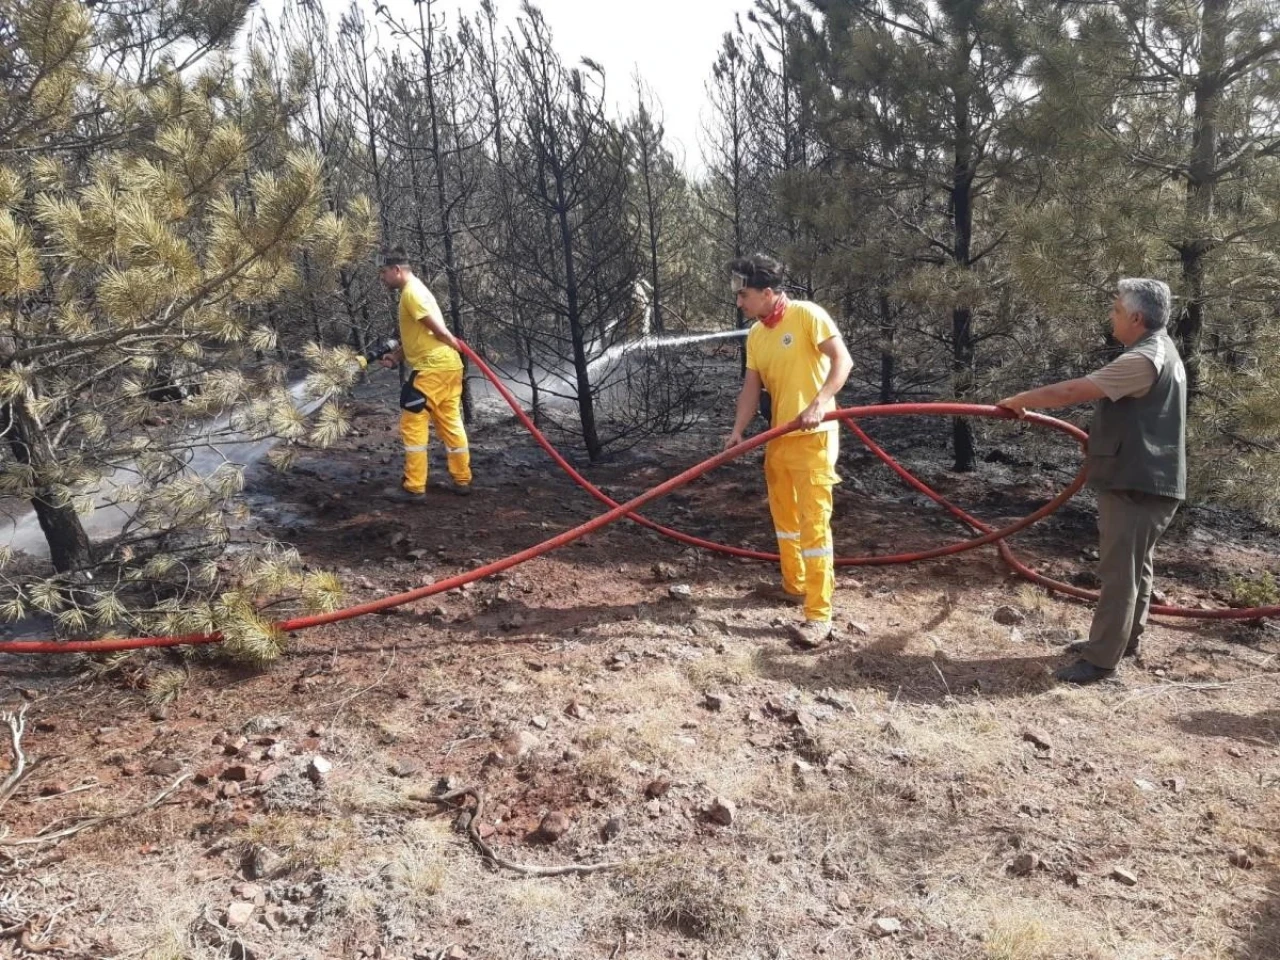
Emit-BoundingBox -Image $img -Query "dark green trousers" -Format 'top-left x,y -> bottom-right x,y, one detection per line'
1084,489 -> 1181,669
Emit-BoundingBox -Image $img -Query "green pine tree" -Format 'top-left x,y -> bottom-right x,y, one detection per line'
0,0 -> 373,660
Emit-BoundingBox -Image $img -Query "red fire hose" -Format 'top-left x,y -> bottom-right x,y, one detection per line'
0,341 -> 1270,655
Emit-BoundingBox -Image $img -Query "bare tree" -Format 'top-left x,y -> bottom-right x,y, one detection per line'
700,31 -> 767,370
379,0 -> 488,419
488,3 -> 640,461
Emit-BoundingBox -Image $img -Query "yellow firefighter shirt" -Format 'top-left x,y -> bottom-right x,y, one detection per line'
746,300 -> 840,436
399,275 -> 463,372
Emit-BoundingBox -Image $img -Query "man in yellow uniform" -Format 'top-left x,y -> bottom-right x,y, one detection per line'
376,247 -> 472,498
724,254 -> 853,648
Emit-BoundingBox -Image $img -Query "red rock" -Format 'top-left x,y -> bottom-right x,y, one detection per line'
1020,729 -> 1053,751
1230,849 -> 1255,870
232,882 -> 264,902
1010,853 -> 1040,876
538,812 -> 572,841
502,731 -> 538,759
708,797 -> 736,826
645,777 -> 672,799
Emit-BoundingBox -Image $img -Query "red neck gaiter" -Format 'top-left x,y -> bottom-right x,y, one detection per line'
761,294 -> 789,329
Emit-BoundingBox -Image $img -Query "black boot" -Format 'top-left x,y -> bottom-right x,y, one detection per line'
383,486 -> 425,503
1055,659 -> 1116,685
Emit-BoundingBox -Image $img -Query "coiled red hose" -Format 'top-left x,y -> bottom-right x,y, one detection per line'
0,341 -> 1269,655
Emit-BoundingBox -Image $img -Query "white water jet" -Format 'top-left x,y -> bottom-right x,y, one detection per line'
586,327 -> 748,377
471,327 -> 747,412
4,379 -> 328,561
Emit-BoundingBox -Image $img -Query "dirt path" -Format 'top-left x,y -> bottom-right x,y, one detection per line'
1,365 -> 1277,959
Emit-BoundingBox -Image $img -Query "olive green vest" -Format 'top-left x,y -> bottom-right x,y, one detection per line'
1086,330 -> 1186,500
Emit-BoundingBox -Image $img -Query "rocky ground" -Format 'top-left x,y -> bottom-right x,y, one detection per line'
1,355 -> 1278,960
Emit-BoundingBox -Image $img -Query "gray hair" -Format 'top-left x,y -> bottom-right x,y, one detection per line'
1117,278 -> 1172,331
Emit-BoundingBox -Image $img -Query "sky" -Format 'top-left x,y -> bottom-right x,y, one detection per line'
253,0 -> 754,172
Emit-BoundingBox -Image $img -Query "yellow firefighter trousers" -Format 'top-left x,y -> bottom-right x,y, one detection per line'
401,368 -> 471,494
764,430 -> 839,622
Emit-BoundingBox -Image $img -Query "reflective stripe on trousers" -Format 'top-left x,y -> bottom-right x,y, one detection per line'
764,430 -> 839,622
400,367 -> 472,493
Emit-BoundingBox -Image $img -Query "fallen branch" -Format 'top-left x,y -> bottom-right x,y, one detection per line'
0,706 -> 31,814
930,661 -> 952,696
0,918 -> 68,955
26,781 -> 99,804
1112,671 -> 1280,713
419,784 -> 629,878
20,928 -> 68,955
0,774 -> 190,848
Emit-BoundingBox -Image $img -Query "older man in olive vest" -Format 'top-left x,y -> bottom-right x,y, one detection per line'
997,278 -> 1186,685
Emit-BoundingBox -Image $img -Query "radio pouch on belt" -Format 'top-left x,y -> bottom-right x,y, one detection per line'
758,389 -> 772,425
400,375 -> 428,414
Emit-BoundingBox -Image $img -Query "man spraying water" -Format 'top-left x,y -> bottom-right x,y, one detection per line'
375,247 -> 473,499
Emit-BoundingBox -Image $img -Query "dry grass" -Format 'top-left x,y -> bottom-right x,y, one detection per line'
576,741 -> 629,790
370,716 -> 415,745
577,717 -> 680,786
753,774 -> 947,893
330,768 -> 421,815
502,880 -> 581,937
683,649 -> 763,689
244,811 -> 359,871
871,702 -> 1009,769
1015,583 -> 1051,616
138,909 -> 192,960
981,902 -> 1079,960
69,859 -> 220,960
623,853 -> 754,943
383,819 -> 451,899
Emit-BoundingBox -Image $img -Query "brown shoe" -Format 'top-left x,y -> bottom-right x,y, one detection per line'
752,583 -> 805,606
788,620 -> 833,649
